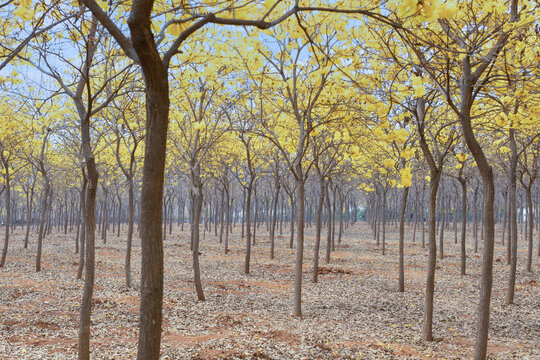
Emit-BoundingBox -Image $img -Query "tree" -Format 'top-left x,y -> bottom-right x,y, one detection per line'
0,97 -> 28,267
34,126 -> 52,272
78,1 -> 312,355
415,97 -> 456,341
169,75 -> 230,300
104,86 -> 144,288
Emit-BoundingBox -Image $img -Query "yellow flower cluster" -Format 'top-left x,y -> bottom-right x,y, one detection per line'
399,167 -> 413,187
456,153 -> 467,162
383,158 -> 395,169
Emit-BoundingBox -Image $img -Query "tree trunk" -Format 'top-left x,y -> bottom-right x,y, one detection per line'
382,187 -> 387,255
412,193 -> 418,243
331,187 -> 336,252
338,191 -> 344,244
117,198 -> 122,237
473,185 -> 479,253
224,188 -> 230,254
325,182 -> 332,264
218,189 -> 225,244
35,178 -> 50,272
0,174 -> 10,268
252,188 -> 258,245
125,178 -> 135,288
453,190 -> 458,245
191,180 -> 205,301
422,169 -> 441,341
241,187 -> 245,239
398,186 -> 409,292
127,7 -> 170,357
292,165 -> 305,317
422,183 -> 426,248
270,184 -> 280,259
506,128 -> 518,305
24,185 -> 35,249
312,178 -> 325,283
459,69 -> 498,360
77,172 -> 88,280
289,198 -> 295,249
502,189 -> 508,247
78,156 -> 98,360
525,184 -> 534,273
244,183 -> 253,274
439,191 -> 446,260
460,179 -> 467,275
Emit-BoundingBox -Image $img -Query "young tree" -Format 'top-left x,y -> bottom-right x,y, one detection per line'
104,87 -> 144,288
0,97 -> 28,267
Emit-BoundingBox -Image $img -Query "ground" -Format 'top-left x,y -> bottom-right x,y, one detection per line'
0,221 -> 538,359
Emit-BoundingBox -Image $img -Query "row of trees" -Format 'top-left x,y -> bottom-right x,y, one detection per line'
2,149 -> 538,277
0,0 -> 538,359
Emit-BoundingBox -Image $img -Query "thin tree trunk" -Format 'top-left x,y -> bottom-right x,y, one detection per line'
241,187 -> 245,239
24,185 -> 35,249
292,166 -> 305,317
191,180 -> 205,301
224,188 -> 230,254
289,198 -> 295,249
117,198 -> 122,237
460,179 -> 468,275
270,183 -> 280,259
125,178 -> 135,288
502,189 -> 508,247
78,156 -> 98,360
35,179 -> 50,272
382,188 -> 387,255
473,185 -> 479,253
439,191 -> 446,260
506,128 -> 518,305
422,183 -> 426,248
244,183 -> 253,274
77,173 -> 88,280
325,182 -> 332,264
398,186 -> 409,292
525,184 -> 534,273
0,174 -> 10,268
422,169 -> 441,341
218,189 -> 225,244
312,178 -> 325,283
